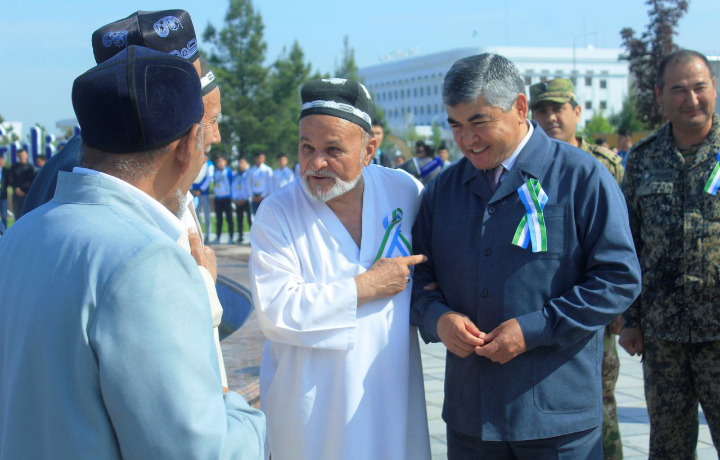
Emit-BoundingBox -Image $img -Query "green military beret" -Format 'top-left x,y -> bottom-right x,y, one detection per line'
529,78 -> 576,110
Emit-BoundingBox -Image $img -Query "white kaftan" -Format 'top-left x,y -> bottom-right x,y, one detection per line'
250,164 -> 431,460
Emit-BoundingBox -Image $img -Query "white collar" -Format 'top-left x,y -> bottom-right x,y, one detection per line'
72,167 -> 186,243
502,120 -> 533,172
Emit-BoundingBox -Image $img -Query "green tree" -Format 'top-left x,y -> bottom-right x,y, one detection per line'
431,122 -> 442,148
584,112 -> 615,136
620,0 -> 690,127
609,90 -> 650,133
264,41 -> 312,166
203,0 -> 270,159
334,36 -> 389,133
334,35 -> 359,81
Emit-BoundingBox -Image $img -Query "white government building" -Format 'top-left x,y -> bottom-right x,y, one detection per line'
359,46 -> 631,147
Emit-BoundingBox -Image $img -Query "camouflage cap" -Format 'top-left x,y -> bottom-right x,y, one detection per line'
529,78 -> 576,110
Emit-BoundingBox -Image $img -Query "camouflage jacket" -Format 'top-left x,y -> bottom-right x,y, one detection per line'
622,113 -> 720,342
578,138 -> 624,185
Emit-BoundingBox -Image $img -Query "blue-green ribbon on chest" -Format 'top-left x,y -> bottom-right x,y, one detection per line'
703,149 -> 720,195
512,179 -> 548,252
374,208 -> 412,262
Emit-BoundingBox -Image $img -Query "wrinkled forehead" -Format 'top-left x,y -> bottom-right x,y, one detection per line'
299,114 -> 363,143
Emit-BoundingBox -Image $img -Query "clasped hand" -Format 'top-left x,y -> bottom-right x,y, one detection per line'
436,312 -> 527,364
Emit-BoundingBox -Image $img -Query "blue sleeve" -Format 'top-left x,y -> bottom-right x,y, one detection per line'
410,182 -> 452,343
516,167 -> 642,351
91,242 -> 265,459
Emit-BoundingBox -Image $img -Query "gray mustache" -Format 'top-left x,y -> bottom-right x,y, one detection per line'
305,170 -> 338,179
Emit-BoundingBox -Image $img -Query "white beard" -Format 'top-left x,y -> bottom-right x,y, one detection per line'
173,189 -> 189,219
301,167 -> 363,203
193,161 -> 208,185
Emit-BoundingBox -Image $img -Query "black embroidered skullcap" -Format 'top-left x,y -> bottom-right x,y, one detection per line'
300,78 -> 374,134
199,57 -> 218,96
72,45 -> 204,154
92,10 -> 198,65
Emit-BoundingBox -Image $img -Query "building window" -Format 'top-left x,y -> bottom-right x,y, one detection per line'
434,85 -> 439,95
395,90 -> 399,99
427,104 -> 432,114
420,87 -> 424,97
420,106 -> 424,115
435,104 -> 439,113
585,72 -> 593,86
524,75 -> 532,85
585,101 -> 592,110
600,79 -> 607,89
555,70 -> 563,79
427,86 -> 431,96
600,101 -> 607,110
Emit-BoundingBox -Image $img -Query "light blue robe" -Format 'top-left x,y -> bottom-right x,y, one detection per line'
0,172 -> 265,459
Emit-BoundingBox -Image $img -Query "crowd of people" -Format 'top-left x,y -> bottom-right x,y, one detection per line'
0,6 -> 718,460
0,149 -> 51,234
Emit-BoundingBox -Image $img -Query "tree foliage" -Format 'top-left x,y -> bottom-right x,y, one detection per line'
264,41 -> 312,165
203,1 -> 372,168
609,89 -> 651,134
204,0 -> 270,159
584,111 -> 615,136
334,36 -> 359,81
620,0 -> 690,128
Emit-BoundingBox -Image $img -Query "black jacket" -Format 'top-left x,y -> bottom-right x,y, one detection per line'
0,167 -> 8,200
9,162 -> 36,194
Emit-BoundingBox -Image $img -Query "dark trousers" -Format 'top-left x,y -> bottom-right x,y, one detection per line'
250,196 -> 263,218
643,338 -> 720,460
12,194 -> 25,221
447,425 -> 602,460
235,200 -> 252,242
214,197 -> 233,240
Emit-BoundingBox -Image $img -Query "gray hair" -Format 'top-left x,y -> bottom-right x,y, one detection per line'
80,125 -> 203,183
443,53 -> 525,112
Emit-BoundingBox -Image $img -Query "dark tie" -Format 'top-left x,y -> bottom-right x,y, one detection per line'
485,165 -> 505,193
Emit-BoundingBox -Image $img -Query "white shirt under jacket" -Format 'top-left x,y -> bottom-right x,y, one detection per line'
250,164 -> 431,460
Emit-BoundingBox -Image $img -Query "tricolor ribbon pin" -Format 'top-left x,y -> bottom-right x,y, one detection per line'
374,208 -> 412,262
703,149 -> 720,196
512,179 -> 548,253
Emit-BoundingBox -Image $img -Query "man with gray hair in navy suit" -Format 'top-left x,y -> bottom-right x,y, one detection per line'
411,53 -> 642,459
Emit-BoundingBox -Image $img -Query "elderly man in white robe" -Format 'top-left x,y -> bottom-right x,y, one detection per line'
250,78 -> 432,460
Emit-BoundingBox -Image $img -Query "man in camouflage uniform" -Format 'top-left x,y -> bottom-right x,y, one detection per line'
619,49 -> 720,460
530,78 -> 625,460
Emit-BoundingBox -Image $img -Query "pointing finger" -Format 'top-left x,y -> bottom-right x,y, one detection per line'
401,254 -> 427,266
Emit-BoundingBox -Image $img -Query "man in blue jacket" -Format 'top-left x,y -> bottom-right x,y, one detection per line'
0,46 -> 264,459
411,53 -> 641,459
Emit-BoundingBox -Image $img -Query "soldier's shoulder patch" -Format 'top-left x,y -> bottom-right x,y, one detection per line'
590,145 -> 622,165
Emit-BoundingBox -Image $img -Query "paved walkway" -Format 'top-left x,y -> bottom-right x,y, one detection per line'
214,235 -> 717,459
420,339 -> 716,459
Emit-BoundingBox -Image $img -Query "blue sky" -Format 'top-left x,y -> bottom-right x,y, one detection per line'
2,0 -> 719,138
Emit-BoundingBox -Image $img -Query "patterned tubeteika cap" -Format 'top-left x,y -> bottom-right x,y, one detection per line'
72,45 -> 204,154
92,10 -> 198,65
300,78 -> 375,134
